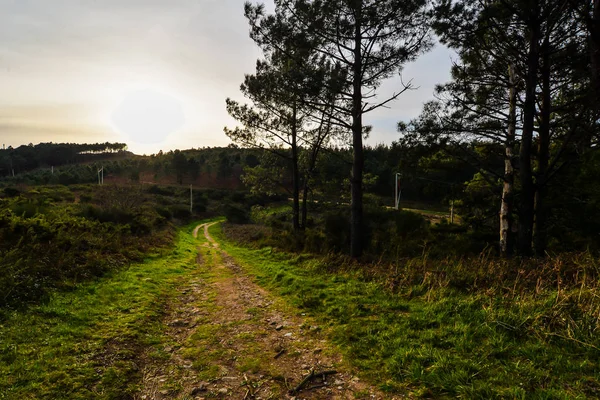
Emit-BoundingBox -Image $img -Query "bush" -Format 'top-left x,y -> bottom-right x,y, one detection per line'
11,201 -> 46,218
156,206 -> 173,220
392,209 -> 429,237
304,229 -> 326,253
170,205 -> 192,220
317,206 -> 430,257
0,185 -> 175,309
205,189 -> 228,201
3,187 -> 20,198
223,203 -> 250,224
323,209 -> 351,253
230,191 -> 246,203
147,185 -> 175,196
192,192 -> 208,213
39,186 -> 75,202
79,204 -> 135,224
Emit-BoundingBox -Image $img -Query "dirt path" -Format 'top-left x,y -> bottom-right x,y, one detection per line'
138,222 -> 395,400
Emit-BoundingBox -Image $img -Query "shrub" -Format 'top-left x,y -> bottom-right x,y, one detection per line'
230,191 -> 246,203
156,206 -> 173,220
170,205 -> 192,220
0,185 -> 175,309
323,209 -> 351,253
192,192 -> 208,213
3,187 -> 20,198
304,229 -> 326,253
392,210 -> 429,237
223,203 -> 250,224
79,204 -> 135,224
147,185 -> 175,196
205,189 -> 228,201
11,201 -> 45,218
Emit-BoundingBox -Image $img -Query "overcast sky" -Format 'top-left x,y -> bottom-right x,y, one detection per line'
0,0 -> 454,154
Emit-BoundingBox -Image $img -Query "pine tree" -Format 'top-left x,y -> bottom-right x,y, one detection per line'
405,0 -> 590,256
227,1 -> 345,231
287,0 -> 433,257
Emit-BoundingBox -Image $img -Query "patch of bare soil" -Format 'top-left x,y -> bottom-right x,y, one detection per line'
137,223 -> 400,400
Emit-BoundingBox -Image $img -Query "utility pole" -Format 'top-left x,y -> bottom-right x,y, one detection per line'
98,166 -> 104,185
394,173 -> 402,210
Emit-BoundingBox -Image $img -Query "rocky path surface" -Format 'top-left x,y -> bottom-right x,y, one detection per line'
137,222 -> 397,400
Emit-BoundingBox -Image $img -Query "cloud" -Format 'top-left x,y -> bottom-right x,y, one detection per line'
0,0 -> 453,151
0,121 -> 117,146
0,102 -> 116,146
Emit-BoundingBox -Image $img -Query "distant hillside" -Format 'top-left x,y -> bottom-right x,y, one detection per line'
0,142 -> 477,212
0,144 -> 261,190
0,142 -> 131,177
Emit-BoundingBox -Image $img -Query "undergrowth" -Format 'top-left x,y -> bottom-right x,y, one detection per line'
0,184 -> 265,310
216,222 -> 600,399
0,185 -> 177,309
0,224 -> 201,399
246,203 -> 486,259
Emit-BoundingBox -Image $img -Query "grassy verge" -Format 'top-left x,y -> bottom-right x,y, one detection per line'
212,222 -> 600,399
0,223 -> 204,400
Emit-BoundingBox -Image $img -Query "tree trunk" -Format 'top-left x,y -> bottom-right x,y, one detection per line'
301,178 -> 309,230
591,0 -> 600,112
534,35 -> 551,256
518,10 -> 540,257
301,147 -> 318,230
500,63 -> 517,257
350,3 -> 364,258
291,102 -> 300,232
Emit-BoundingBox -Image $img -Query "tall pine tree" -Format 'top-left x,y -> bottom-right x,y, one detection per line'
287,0 -> 433,257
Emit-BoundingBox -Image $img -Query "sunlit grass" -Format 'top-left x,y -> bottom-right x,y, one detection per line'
0,224 -> 201,399
211,222 -> 600,399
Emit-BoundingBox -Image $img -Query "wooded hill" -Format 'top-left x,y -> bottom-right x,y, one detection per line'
2,138 -> 600,256
0,142 -> 130,177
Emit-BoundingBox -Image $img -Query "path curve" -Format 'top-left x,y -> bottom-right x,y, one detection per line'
138,222 -> 396,400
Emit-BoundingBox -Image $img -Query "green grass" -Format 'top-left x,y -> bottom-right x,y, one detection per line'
211,222 -> 600,399
397,200 -> 450,214
249,202 -> 292,221
3,217 -> 598,399
0,223 -> 203,400
403,207 -> 450,217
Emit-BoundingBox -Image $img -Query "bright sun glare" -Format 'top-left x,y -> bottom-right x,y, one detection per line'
110,88 -> 185,145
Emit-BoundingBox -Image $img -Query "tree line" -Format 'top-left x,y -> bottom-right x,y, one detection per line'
0,142 -> 129,177
3,140 -> 598,252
